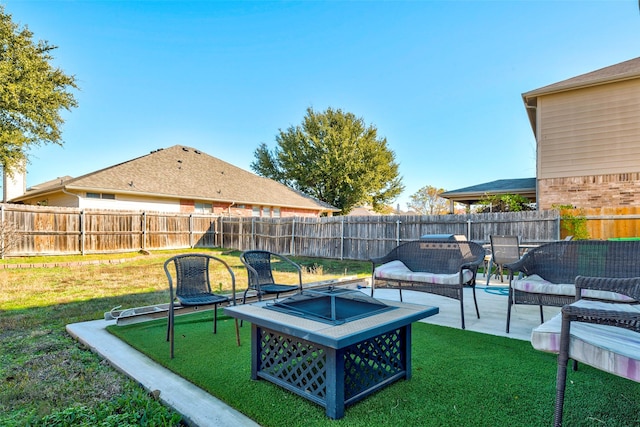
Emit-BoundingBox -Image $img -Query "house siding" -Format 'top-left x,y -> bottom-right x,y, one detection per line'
537,79 -> 640,180
39,192 -> 80,208
81,194 -> 181,212
19,192 -> 324,217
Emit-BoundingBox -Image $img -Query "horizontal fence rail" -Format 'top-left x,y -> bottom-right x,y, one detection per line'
220,210 -> 562,260
0,204 -> 219,258
6,203 -> 640,260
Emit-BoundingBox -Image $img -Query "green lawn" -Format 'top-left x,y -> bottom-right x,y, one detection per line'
0,249 -> 370,426
109,310 -> 640,427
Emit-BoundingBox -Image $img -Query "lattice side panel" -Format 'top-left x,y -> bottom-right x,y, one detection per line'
259,329 -> 327,400
343,328 -> 404,399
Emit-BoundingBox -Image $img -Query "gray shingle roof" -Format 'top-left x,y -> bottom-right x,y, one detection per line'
523,56 -> 640,98
20,145 -> 338,212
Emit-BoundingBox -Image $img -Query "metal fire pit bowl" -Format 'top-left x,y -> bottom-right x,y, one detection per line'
265,286 -> 397,325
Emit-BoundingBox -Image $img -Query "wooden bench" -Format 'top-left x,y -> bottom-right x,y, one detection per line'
531,276 -> 640,426
504,240 -> 640,333
370,240 -> 486,329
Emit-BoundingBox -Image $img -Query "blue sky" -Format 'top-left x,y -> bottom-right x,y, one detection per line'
4,0 -> 640,210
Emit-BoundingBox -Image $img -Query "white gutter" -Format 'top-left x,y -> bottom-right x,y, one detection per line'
61,187 -> 82,206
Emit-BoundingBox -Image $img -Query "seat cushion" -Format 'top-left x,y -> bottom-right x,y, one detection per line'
512,275 -> 635,302
178,293 -> 228,306
374,260 -> 473,286
531,299 -> 640,382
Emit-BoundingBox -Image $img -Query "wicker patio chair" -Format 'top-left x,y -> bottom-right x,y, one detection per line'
504,240 -> 640,333
554,275 -> 640,426
240,250 -> 303,303
164,253 -> 239,359
370,240 -> 486,329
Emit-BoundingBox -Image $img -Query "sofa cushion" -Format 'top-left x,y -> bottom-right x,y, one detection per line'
512,274 -> 635,302
374,260 -> 473,285
512,274 -> 575,296
531,299 -> 640,382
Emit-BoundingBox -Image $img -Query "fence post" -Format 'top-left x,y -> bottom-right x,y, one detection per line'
396,219 -> 401,246
189,214 -> 194,248
218,216 -> 222,248
251,217 -> 255,249
141,212 -> 147,251
340,217 -> 345,260
80,210 -> 85,255
0,205 -> 4,260
291,218 -> 296,256
467,218 -> 472,241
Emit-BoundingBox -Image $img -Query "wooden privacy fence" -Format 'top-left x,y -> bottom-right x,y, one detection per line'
21,203 -> 640,260
220,210 -> 561,260
577,206 -> 640,240
0,204 -> 219,257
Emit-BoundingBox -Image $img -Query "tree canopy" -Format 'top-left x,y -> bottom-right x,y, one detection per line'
407,185 -> 449,215
0,6 -> 78,173
251,107 -> 404,214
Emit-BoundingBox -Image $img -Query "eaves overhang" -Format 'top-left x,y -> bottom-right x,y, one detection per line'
11,185 -> 338,213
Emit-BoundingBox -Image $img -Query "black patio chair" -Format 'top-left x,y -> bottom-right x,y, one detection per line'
240,250 -> 303,304
486,235 -> 521,285
164,253 -> 239,358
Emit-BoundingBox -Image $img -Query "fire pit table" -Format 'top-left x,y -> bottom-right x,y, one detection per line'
224,287 -> 438,419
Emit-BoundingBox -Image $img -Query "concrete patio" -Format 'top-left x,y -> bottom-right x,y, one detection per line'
66,275 -> 560,427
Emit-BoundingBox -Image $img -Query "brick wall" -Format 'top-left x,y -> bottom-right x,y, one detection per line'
180,199 -> 195,212
539,173 -> 640,209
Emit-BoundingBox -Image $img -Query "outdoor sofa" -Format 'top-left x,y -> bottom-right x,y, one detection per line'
504,240 -> 640,333
370,239 -> 486,329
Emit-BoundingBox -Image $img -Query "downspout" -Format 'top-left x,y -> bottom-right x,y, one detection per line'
227,201 -> 235,216
61,187 -> 82,206
526,103 -> 540,211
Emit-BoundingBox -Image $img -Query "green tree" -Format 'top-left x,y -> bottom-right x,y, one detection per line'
252,107 -> 404,214
407,185 -> 449,215
0,6 -> 78,174
476,194 -> 534,213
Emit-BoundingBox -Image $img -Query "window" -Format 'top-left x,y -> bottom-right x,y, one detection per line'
252,206 -> 260,217
262,206 -> 270,217
195,202 -> 212,214
87,192 -> 115,200
273,207 -> 281,218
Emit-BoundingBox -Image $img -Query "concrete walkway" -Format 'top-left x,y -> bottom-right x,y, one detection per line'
67,276 -> 559,427
66,319 -> 261,427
